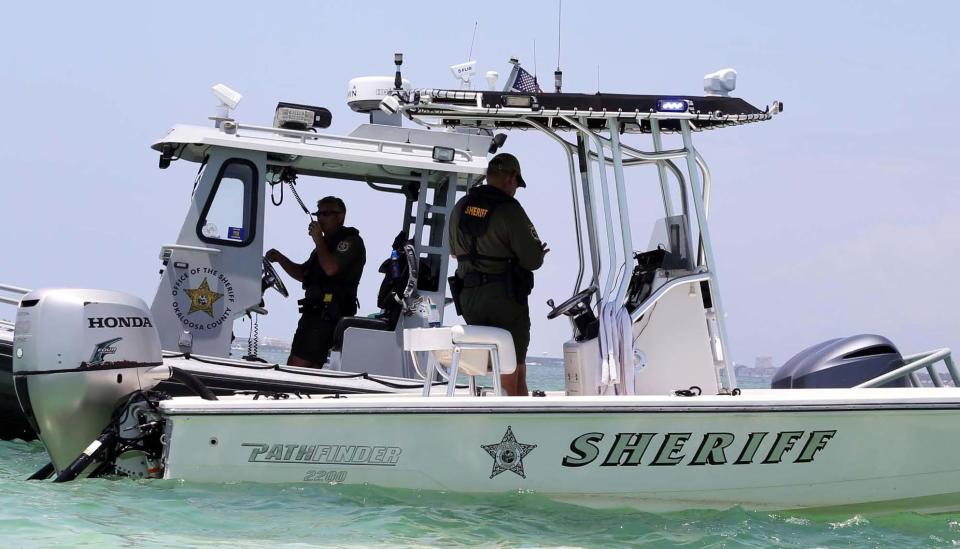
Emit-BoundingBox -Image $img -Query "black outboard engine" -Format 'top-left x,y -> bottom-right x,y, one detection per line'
772,334 -> 906,389
12,289 -> 169,477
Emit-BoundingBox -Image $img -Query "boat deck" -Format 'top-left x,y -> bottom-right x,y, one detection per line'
159,387 -> 960,415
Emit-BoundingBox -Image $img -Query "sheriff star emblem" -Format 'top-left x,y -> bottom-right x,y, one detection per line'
481,426 -> 537,479
184,277 -> 223,318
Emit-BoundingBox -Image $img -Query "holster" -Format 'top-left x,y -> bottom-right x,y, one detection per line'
447,275 -> 464,316
511,265 -> 534,299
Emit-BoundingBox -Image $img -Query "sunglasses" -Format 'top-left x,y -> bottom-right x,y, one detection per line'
316,210 -> 344,217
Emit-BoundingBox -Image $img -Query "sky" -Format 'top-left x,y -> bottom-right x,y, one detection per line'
2,1 -> 959,366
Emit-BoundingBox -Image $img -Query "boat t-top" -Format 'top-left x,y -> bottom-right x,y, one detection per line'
3,56 -> 959,512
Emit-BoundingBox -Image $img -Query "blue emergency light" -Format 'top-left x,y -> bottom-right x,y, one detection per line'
656,99 -> 689,113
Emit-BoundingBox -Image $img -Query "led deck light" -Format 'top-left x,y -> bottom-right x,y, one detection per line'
657,99 -> 689,113
502,95 -> 535,108
432,146 -> 455,163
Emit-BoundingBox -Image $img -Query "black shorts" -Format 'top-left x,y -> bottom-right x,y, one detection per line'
290,313 -> 338,365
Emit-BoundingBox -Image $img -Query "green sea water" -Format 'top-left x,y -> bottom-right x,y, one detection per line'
5,362 -> 960,547
3,439 -> 960,548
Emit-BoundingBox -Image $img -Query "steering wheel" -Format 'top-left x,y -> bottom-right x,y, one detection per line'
546,286 -> 595,320
261,257 -> 289,298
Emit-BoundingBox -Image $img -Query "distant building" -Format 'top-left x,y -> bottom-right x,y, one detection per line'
755,356 -> 777,378
731,357 -> 780,384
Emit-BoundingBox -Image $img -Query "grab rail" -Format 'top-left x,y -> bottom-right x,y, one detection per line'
0,283 -> 30,307
159,244 -> 222,260
630,272 -> 712,323
234,123 -> 474,163
854,348 -> 958,388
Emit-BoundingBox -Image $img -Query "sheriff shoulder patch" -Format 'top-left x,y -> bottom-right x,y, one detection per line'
464,206 -> 489,218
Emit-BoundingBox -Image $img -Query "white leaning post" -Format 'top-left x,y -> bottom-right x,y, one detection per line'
403,327 -> 454,397
403,326 -> 509,397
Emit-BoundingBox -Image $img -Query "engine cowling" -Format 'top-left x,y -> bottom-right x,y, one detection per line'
12,288 -> 164,473
771,334 -> 906,389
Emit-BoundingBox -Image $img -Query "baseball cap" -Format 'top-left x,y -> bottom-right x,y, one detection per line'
488,153 -> 526,188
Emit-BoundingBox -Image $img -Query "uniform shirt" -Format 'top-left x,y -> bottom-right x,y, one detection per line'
449,186 -> 545,276
302,226 -> 366,301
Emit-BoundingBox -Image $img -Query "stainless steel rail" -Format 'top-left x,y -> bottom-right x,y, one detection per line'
159,244 -> 222,258
0,284 -> 30,307
630,272 -> 712,323
232,122 -> 475,163
524,119 -> 586,294
582,121 -> 619,301
406,93 -> 777,128
854,348 -> 958,388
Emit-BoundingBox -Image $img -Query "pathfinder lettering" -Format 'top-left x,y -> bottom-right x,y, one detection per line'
242,443 -> 402,466
562,430 -> 836,467
88,317 -> 153,329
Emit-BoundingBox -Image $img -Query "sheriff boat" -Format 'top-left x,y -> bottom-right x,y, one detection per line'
8,57 -> 960,512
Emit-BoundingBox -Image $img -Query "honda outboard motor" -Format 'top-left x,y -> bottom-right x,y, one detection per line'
772,334 -> 906,389
12,289 -> 166,474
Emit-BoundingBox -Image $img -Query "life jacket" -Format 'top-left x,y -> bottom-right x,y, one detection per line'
302,227 -> 361,313
456,185 -> 517,267
454,186 -> 534,300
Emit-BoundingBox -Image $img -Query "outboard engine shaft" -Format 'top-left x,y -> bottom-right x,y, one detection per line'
12,289 -> 167,475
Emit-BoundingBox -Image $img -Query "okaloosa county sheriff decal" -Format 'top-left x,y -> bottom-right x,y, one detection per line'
171,268 -> 236,331
482,426 -> 537,479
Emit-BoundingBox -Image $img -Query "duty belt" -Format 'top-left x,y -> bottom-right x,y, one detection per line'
461,271 -> 510,288
297,294 -> 337,314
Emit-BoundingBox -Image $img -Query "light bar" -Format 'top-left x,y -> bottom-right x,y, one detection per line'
273,102 -> 332,130
656,99 -> 689,113
432,146 -> 455,163
502,95 -> 535,108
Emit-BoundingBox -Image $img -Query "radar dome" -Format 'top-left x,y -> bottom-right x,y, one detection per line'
347,76 -> 411,113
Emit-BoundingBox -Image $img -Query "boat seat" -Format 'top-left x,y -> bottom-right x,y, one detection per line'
331,316 -> 393,352
403,325 -> 516,396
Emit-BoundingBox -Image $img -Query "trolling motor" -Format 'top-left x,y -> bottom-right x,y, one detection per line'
11,288 -> 215,481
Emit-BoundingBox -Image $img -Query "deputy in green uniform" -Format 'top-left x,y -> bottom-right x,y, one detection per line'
449,153 -> 548,396
266,196 -> 366,368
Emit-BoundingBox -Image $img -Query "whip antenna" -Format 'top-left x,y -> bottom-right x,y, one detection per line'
554,0 -> 563,93
534,40 -> 538,79
468,21 -> 478,60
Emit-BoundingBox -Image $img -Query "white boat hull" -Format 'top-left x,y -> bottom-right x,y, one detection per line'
160,388 -> 960,512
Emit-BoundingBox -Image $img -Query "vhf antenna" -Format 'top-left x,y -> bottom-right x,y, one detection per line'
468,21 -> 478,60
533,39 -> 537,80
554,0 -> 563,93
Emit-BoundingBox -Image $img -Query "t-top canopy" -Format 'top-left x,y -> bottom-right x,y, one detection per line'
406,89 -> 781,133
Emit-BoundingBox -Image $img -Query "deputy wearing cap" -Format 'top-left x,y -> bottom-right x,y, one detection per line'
266,196 -> 366,367
449,153 -> 548,396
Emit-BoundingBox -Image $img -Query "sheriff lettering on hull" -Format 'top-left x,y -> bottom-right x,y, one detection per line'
562,430 -> 836,467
